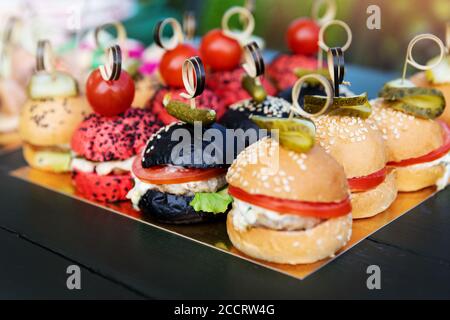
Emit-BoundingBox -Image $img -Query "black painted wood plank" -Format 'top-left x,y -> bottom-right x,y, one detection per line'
0,227 -> 144,299
1,170 -> 449,298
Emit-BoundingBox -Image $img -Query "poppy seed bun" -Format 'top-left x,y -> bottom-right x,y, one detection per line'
314,115 -> 387,178
410,72 -> 450,125
227,211 -> 352,264
19,96 -> 90,146
369,98 -> 444,162
351,172 -> 397,219
226,138 -> 349,203
395,164 -> 446,192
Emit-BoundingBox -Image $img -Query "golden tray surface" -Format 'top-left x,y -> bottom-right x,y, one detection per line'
10,166 -> 435,280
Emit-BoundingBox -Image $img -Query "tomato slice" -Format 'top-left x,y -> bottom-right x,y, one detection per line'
228,186 -> 351,219
388,121 -> 450,167
348,167 -> 387,192
132,156 -> 226,184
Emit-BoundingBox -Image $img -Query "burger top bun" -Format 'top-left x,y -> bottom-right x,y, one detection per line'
314,115 -> 387,178
370,98 -> 444,162
226,137 -> 349,203
410,71 -> 450,125
19,96 -> 90,147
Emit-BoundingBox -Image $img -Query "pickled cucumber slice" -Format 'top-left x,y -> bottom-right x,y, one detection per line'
378,79 -> 445,119
250,115 -> 316,153
164,95 -> 216,125
28,71 -> 78,99
242,75 -> 267,103
294,68 -> 330,85
384,94 -> 445,119
304,93 -> 372,119
426,56 -> 450,84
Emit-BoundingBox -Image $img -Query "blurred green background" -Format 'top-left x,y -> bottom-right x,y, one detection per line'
124,0 -> 450,71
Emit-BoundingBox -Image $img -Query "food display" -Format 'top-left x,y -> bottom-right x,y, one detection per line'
127,56 -> 232,223
200,6 -> 276,107
71,45 -> 163,202
2,3 -> 450,286
147,18 -> 226,124
18,40 -> 91,172
370,34 -> 450,192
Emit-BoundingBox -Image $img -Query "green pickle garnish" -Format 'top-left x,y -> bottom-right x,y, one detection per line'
242,75 -> 267,103
163,94 -> 216,125
304,93 -> 372,119
251,115 -> 316,153
378,79 -> 445,119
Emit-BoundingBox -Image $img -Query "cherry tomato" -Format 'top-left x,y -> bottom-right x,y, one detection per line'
200,29 -> 242,71
132,157 -> 227,184
388,121 -> 450,167
86,69 -> 135,116
348,167 -> 387,192
159,44 -> 198,88
286,18 -> 320,56
228,186 -> 352,219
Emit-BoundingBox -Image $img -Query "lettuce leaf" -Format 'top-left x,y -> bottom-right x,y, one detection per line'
189,188 -> 233,214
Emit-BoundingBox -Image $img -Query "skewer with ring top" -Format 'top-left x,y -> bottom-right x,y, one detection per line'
153,18 -> 185,50
222,6 -> 255,44
242,41 -> 265,86
317,19 -> 352,70
400,33 -> 445,84
179,56 -> 205,109
36,39 -> 56,74
98,44 -> 122,81
95,22 -> 128,63
183,11 -> 196,41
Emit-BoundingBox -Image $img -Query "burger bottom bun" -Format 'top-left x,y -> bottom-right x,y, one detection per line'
138,189 -> 229,224
394,164 -> 446,192
226,212 -> 352,265
23,143 -> 71,173
351,172 -> 397,219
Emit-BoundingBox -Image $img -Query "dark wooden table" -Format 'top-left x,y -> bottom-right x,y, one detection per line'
1,65 -> 450,299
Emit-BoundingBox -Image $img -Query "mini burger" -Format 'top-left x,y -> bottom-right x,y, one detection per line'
301,48 -> 397,219
19,40 -> 91,172
201,7 -> 276,107
71,44 -> 163,202
226,134 -> 352,264
147,18 -> 226,124
370,34 -> 450,192
127,57 -> 233,224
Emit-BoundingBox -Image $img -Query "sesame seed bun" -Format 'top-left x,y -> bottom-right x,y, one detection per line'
226,138 -> 349,203
351,172 -> 397,219
370,98 -> 444,162
226,211 -> 352,264
394,164 -> 446,192
314,115 -> 387,178
410,72 -> 450,125
19,96 -> 91,147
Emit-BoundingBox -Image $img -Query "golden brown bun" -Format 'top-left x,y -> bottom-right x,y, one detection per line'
132,74 -> 160,108
226,138 -> 349,203
370,98 -> 443,162
314,115 -> 387,178
394,164 -> 446,192
19,96 -> 91,146
22,143 -> 71,172
351,172 -> 397,219
227,211 -> 352,264
410,72 -> 450,125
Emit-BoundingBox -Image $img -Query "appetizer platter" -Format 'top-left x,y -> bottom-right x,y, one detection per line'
1,2 -> 450,287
